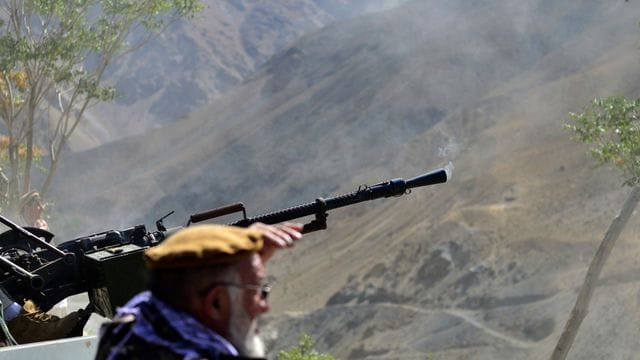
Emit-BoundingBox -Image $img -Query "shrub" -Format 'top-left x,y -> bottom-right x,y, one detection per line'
277,334 -> 335,360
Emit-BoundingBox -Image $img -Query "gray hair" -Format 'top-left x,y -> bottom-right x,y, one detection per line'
148,262 -> 241,307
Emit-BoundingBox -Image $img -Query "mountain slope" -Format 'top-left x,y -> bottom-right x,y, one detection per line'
70,0 -> 401,149
52,0 -> 606,231
45,0 -> 640,358
261,3 -> 640,358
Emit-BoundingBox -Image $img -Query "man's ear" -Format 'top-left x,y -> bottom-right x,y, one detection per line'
202,286 -> 230,323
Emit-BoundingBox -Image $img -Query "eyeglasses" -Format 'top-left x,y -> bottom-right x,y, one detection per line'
227,283 -> 271,300
200,282 -> 271,300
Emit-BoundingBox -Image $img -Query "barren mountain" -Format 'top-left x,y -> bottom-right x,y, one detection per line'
44,0 -> 640,359
71,0 -> 398,149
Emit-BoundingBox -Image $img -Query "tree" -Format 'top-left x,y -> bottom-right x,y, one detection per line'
0,0 -> 202,213
552,96 -> 640,360
277,334 -> 335,360
567,96 -> 640,185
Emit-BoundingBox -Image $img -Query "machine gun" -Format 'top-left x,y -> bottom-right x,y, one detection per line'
0,165 -> 451,318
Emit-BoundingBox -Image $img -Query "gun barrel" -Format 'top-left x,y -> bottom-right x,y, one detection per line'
405,164 -> 452,189
0,256 -> 44,290
230,165 -> 452,229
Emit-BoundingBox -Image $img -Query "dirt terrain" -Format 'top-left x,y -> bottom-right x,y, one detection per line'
45,1 -> 640,358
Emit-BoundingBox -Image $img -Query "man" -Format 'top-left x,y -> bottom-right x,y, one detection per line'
20,190 -> 49,231
96,222 -> 303,359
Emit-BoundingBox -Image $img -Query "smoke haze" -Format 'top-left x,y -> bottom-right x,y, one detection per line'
35,0 -> 640,358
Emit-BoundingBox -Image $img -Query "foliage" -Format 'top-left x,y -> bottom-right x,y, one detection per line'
0,135 -> 42,160
277,334 -> 335,360
566,95 -> 640,186
0,0 -> 202,213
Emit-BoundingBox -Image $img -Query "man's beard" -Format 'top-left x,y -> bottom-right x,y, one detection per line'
228,288 -> 266,358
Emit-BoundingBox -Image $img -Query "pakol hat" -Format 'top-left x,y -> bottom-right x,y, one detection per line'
144,224 -> 264,269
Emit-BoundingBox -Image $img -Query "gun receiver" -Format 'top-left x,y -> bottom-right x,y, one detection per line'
0,165 -> 451,317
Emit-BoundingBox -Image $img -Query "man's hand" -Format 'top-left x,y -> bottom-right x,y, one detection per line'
249,222 -> 303,262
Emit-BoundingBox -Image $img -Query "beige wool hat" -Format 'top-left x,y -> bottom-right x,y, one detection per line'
144,224 -> 264,269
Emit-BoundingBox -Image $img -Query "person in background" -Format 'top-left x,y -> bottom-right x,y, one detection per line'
19,190 -> 49,231
0,190 -> 91,345
96,222 -> 303,359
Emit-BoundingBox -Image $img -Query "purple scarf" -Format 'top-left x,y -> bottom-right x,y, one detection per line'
105,290 -> 239,360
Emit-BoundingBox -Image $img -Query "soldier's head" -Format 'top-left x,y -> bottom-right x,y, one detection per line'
20,191 -> 44,222
144,224 -> 271,357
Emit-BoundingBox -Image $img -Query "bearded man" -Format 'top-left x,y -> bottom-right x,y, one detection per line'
95,222 -> 302,359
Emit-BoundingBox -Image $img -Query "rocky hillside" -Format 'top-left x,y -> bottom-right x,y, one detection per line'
45,0 -> 640,358
71,0 -> 398,150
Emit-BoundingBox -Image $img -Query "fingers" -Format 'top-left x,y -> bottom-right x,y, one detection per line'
271,222 -> 303,247
250,222 -> 303,248
249,222 -> 303,263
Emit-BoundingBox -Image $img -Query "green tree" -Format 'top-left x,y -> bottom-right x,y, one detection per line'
278,334 -> 335,360
567,96 -> 640,185
553,95 -> 640,360
0,0 -> 202,213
